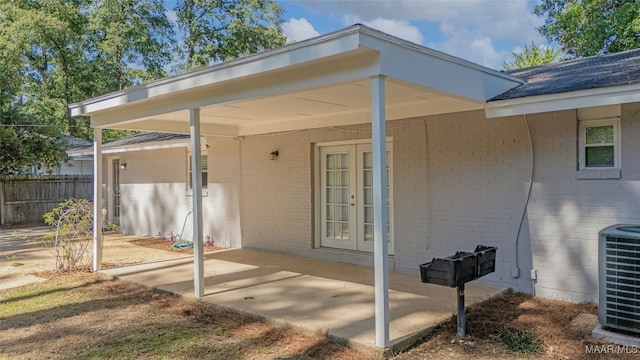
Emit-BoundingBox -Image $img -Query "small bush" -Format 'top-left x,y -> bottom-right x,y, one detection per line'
43,198 -> 94,272
498,328 -> 541,353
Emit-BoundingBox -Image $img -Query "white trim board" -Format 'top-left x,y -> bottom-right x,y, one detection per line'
486,83 -> 640,118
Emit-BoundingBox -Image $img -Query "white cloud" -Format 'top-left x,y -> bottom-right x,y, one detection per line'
291,0 -> 548,69
428,31 -> 510,68
343,16 -> 424,44
166,9 -> 178,24
282,18 -> 321,42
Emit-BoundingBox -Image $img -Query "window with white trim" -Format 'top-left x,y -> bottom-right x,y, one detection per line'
579,118 -> 620,170
187,153 -> 208,190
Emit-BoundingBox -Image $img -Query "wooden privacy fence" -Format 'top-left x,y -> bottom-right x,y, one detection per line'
0,175 -> 93,226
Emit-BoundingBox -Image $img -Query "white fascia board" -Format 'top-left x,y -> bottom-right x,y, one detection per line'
69,28 -> 365,117
486,83 -> 640,118
358,28 -> 522,102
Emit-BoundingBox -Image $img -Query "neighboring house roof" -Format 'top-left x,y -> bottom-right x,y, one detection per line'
101,132 -> 189,148
67,132 -> 194,157
60,134 -> 92,150
492,48 -> 640,101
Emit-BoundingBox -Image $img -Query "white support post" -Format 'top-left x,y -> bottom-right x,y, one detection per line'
371,75 -> 389,348
92,127 -> 103,272
190,108 -> 205,298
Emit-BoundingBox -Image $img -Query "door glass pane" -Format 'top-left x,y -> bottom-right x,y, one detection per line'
341,222 -> 349,239
364,187 -> 373,204
364,224 -> 373,242
342,204 -> 349,221
340,188 -> 348,203
326,154 -> 335,169
586,146 -> 614,167
326,171 -> 334,186
362,151 -> 390,245
364,206 -> 373,224
364,169 -> 372,187
325,152 -> 349,240
326,221 -> 334,238
363,151 -> 372,168
341,170 -> 348,184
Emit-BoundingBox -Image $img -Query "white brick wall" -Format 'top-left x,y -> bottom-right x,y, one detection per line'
115,101 -> 640,303
239,111 -> 533,293
117,137 -> 241,248
525,103 -> 640,302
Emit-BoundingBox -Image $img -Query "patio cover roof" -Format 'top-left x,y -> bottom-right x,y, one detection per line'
70,25 -> 521,136
71,24 -> 523,350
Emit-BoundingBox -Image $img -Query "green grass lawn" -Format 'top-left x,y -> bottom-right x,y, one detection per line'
0,273 -> 370,360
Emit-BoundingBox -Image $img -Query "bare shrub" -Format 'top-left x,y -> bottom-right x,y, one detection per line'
43,198 -> 94,272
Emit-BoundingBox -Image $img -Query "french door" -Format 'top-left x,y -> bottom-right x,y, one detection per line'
319,143 -> 393,254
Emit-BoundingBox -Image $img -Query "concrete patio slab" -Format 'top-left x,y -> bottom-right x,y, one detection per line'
102,248 -> 506,353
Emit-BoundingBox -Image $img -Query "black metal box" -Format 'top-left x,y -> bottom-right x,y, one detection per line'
420,251 -> 477,287
474,245 -> 497,278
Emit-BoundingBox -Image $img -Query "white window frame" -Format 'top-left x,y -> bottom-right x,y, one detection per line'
186,151 -> 208,196
579,118 -> 620,170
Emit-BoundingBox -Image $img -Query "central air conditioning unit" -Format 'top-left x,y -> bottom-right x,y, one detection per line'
599,224 -> 640,334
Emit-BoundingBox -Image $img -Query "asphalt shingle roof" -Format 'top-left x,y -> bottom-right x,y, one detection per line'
491,48 -> 640,101
102,132 -> 189,148
60,134 -> 92,150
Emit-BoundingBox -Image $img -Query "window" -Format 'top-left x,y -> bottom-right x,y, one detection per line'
579,119 -> 620,170
188,153 -> 208,190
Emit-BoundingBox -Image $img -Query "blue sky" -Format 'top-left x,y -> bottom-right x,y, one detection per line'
278,0 -> 549,69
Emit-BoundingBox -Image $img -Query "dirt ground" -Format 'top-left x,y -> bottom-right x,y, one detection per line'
392,292 -> 638,360
2,227 -> 639,359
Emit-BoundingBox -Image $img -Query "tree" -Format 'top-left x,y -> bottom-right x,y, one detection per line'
502,42 -> 565,70
0,0 -> 89,138
535,0 -> 640,57
0,1 -> 79,172
86,0 -> 174,142
0,105 -> 69,174
87,0 -> 174,92
174,0 -> 287,71
0,0 -> 289,173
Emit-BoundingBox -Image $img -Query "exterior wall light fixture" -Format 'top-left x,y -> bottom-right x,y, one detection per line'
269,150 -> 279,160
